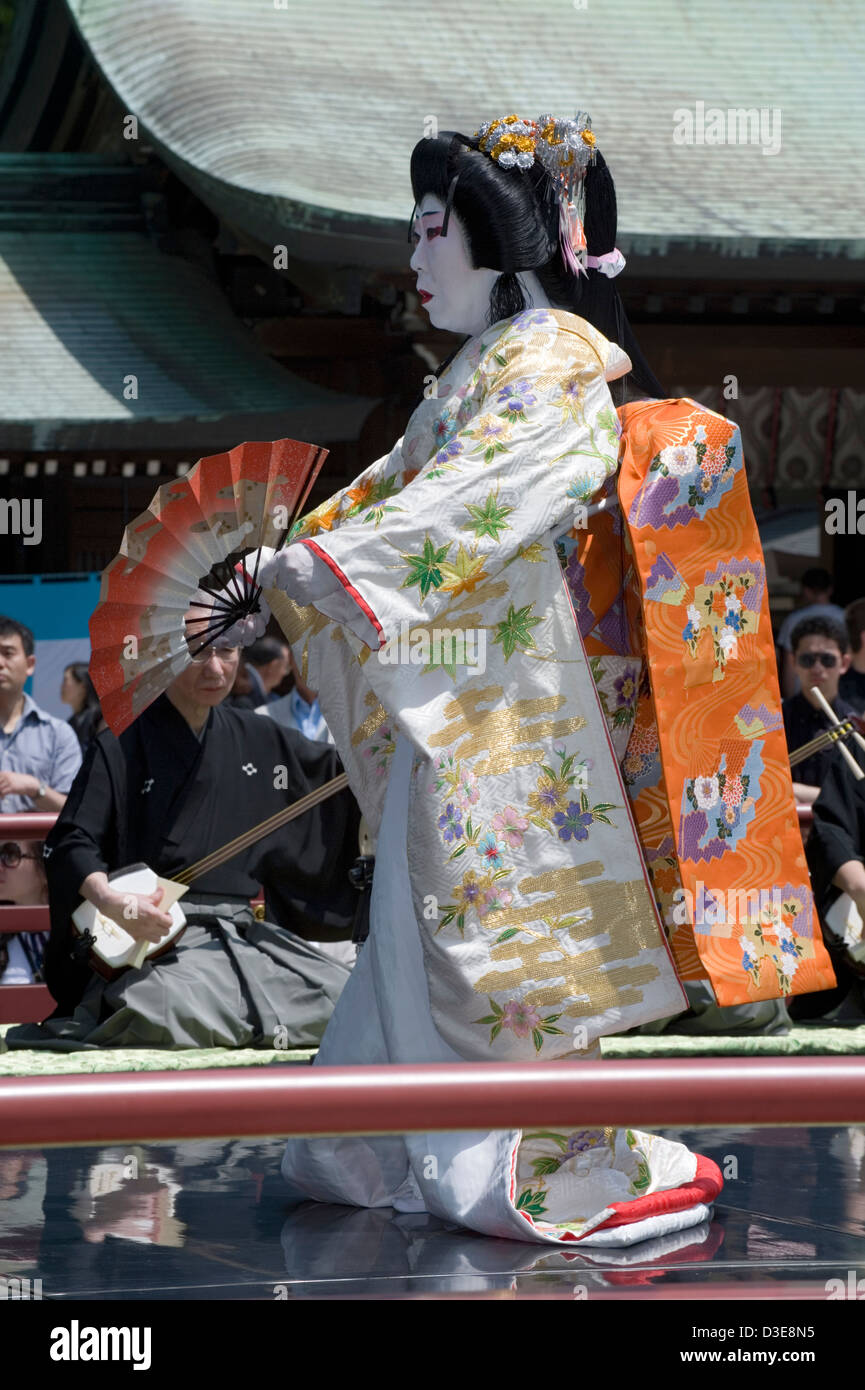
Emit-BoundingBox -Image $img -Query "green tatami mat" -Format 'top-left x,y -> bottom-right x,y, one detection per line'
0,1023 -> 862,1076
600,1025 -> 865,1057
0,1026 -> 315,1074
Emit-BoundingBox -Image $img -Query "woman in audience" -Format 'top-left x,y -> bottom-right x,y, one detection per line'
61,662 -> 104,752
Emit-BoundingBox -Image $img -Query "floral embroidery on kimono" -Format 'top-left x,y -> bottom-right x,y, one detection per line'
267,309 -> 687,1059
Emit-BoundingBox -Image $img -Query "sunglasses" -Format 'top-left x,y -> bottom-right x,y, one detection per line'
0,843 -> 40,869
796,652 -> 839,669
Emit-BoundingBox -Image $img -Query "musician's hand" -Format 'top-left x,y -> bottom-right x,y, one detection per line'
98,886 -> 175,944
851,889 -> 865,936
792,781 -> 820,807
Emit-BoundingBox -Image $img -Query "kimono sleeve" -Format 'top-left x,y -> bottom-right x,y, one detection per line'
289,437 -> 406,541
281,325 -> 622,648
254,726 -> 361,939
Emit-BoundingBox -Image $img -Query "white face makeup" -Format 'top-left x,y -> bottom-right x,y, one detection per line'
409,195 -> 500,337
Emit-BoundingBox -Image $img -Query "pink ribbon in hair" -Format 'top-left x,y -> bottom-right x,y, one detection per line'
585,248 -> 626,278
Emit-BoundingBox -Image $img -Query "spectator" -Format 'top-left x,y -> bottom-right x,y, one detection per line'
243,636 -> 290,705
839,598 -> 865,715
0,617 -> 81,813
255,650 -> 333,744
224,655 -> 258,711
60,662 -> 104,752
777,567 -> 846,698
782,616 -> 865,806
0,838 -> 49,985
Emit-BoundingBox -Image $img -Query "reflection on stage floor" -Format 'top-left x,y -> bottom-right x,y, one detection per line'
1,1127 -> 863,1299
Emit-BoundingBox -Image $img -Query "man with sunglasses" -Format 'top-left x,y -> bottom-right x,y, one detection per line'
0,839 -> 49,985
782,616 -> 865,806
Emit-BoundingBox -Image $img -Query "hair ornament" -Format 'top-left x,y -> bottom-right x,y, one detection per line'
473,111 -> 599,277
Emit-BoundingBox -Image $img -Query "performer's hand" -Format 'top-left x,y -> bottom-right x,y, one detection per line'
256,545 -> 306,599
98,886 -> 175,943
219,598 -> 271,649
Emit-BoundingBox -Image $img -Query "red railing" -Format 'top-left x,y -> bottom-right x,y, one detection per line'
0,1056 -> 863,1149
0,814 -> 58,838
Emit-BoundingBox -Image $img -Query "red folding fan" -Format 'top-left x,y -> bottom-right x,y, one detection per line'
89,437 -> 327,734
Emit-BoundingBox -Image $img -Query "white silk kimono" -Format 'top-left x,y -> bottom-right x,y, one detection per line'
270,307 -> 720,1245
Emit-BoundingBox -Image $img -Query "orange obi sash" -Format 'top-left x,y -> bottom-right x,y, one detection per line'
562,397 -> 835,1007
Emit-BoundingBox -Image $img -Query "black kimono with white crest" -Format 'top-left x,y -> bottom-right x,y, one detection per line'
7,696 -> 358,1049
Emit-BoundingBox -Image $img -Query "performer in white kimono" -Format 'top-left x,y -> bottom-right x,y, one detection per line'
247,115 -> 723,1246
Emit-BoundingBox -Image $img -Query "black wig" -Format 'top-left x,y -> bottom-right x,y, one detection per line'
409,132 -> 665,405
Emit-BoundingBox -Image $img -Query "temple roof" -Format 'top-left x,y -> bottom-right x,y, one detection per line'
65,0 -> 865,268
0,153 -> 376,450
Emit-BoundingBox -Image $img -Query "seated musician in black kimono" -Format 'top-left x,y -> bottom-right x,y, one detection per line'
5,624 -> 360,1051
790,759 -> 865,1023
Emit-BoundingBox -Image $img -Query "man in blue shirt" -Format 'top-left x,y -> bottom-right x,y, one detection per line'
0,617 -> 82,814
255,649 -> 333,745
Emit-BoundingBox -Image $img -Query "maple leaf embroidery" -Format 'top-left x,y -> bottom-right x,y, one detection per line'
493,602 -> 543,659
462,491 -> 514,542
439,544 -> 489,597
400,535 -> 451,599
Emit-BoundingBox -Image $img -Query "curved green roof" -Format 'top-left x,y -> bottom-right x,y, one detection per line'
65,0 -> 865,265
0,155 -> 375,450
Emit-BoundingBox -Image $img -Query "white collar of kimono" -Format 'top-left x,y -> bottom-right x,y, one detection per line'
604,340 -> 632,382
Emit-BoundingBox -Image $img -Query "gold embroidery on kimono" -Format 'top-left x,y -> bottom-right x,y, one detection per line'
267,309 -> 688,1057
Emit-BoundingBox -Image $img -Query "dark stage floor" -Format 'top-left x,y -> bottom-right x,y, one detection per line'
2,1127 -> 864,1299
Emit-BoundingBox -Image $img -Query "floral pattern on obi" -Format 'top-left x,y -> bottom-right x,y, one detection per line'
686,559 -> 765,681
736,884 -> 814,994
621,690 -> 662,792
557,536 -> 631,656
646,554 -> 765,686
627,414 -> 742,530
642,838 -> 684,935
678,738 -> 764,863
